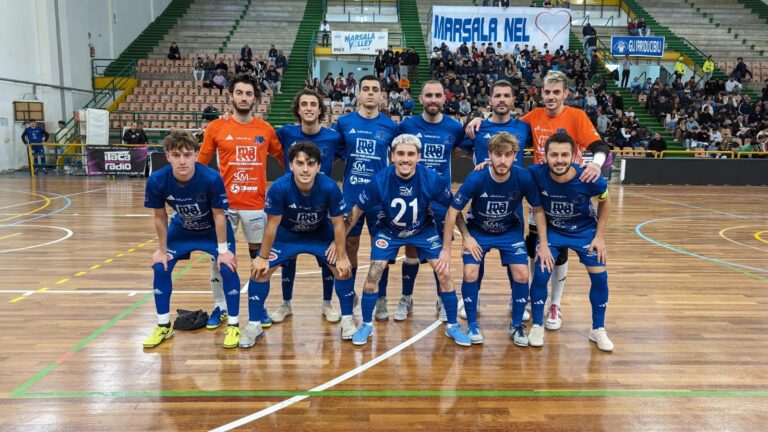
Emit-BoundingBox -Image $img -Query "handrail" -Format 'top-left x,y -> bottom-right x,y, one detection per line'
659,150 -> 735,158
736,151 -> 768,158
612,149 -> 658,158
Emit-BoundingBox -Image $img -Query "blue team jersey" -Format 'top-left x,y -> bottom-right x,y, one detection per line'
458,117 -> 531,166
24,127 -> 45,143
334,111 -> 399,205
398,115 -> 464,182
357,164 -> 453,238
277,125 -> 342,176
264,172 -> 346,233
452,165 -> 541,234
144,163 -> 229,231
528,163 -> 608,235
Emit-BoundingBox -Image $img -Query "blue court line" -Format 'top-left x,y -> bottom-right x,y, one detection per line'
635,215 -> 768,274
1,192 -> 72,227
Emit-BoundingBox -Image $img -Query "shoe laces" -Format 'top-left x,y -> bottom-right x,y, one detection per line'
548,304 -> 560,320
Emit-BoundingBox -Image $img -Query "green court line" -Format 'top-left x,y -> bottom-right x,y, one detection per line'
12,389 -> 768,399
10,254 -> 207,398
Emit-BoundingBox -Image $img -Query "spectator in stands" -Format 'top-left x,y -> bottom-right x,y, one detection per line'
202,103 -> 220,121
240,44 -> 253,62
263,64 -> 282,94
275,50 -> 288,75
627,18 -> 638,36
755,129 -> 768,152
674,57 -> 686,81
123,122 -> 148,144
458,94 -> 472,117
402,93 -> 415,116
636,18 -> 650,37
620,55 -> 632,88
701,55 -> 714,83
732,58 -> 753,83
167,42 -> 181,61
725,76 -> 742,95
215,59 -> 229,75
203,55 -> 216,80
236,60 -> 254,75
398,74 -> 411,91
543,0 -> 553,7
582,23 -> 596,52
346,72 -> 357,93
375,50 -> 387,79
268,44 -> 278,63
665,110 -> 680,131
320,20 -> 330,47
647,132 -> 667,156
500,0 -> 510,8
342,91 -> 357,111
388,94 -> 403,117
205,70 -> 227,95
193,56 -> 206,81
321,77 -> 334,95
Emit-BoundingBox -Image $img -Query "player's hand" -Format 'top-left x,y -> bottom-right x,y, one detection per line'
217,251 -> 237,272
152,249 -> 169,271
462,236 -> 483,262
589,236 -> 607,264
536,244 -> 555,273
464,117 -> 483,139
579,162 -> 602,183
325,242 -> 338,265
474,161 -> 490,171
435,248 -> 451,275
251,256 -> 269,279
335,256 -> 352,278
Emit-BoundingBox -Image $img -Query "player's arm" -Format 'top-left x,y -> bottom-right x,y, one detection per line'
197,122 -> 217,166
252,213 -> 281,279
531,205 -> 554,272
464,116 -> 483,139
344,205 -> 363,235
329,215 -> 351,278
590,192 -> 610,264
152,208 -> 170,270
212,207 -> 237,272
436,206 -> 460,274
268,130 -> 286,168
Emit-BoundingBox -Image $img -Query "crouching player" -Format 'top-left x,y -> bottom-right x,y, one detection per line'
144,130 -> 241,348
440,132 -> 553,345
242,142 -> 355,348
526,133 -> 614,351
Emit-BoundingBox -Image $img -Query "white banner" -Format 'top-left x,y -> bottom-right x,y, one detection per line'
431,6 -> 571,53
84,108 -> 109,145
331,31 -> 388,55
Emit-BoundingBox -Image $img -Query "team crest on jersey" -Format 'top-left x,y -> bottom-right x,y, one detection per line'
508,191 -> 520,201
572,195 -> 588,205
375,130 -> 389,141
254,136 -> 265,144
424,144 -> 444,159
375,239 -> 389,249
556,128 -> 567,134
268,251 -> 278,260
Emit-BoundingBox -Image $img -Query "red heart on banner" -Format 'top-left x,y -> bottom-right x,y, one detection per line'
534,10 -> 572,43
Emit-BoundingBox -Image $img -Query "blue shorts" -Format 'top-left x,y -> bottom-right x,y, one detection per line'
347,204 -> 381,237
539,229 -> 605,268
31,145 -> 45,155
166,222 -> 236,261
371,227 -> 442,262
264,226 -> 334,269
462,226 -> 528,266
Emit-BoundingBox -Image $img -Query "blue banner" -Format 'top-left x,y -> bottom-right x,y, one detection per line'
610,36 -> 665,57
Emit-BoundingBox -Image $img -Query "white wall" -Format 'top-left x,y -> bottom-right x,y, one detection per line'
0,0 -> 171,171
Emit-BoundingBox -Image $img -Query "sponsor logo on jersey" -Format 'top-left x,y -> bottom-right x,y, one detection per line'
233,170 -> 249,182
375,239 -> 389,249
236,146 -> 258,162
355,138 -> 376,155
166,195 -> 175,201
551,201 -> 574,216
230,184 -> 258,194
486,201 -> 509,215
254,136 -> 265,144
268,251 -> 279,260
225,135 -> 234,141
424,143 -> 444,159
399,186 -> 414,197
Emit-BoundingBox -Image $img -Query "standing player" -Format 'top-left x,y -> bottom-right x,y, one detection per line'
198,74 -> 285,330
394,80 -> 465,322
335,75 -> 399,319
271,89 -> 345,324
345,134 -> 471,347
439,132 -> 552,345
466,70 -> 609,330
526,133 -> 613,351
241,142 -> 356,347
21,120 -> 49,173
143,130 -> 242,348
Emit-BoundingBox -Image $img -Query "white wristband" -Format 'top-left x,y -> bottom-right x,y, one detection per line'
592,152 -> 607,167
217,242 -> 229,254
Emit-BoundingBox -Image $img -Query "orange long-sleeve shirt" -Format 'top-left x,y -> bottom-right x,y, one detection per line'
522,106 -> 602,164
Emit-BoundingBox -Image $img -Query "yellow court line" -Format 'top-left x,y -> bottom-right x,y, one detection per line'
36,287 -> 49,293
90,264 -> 101,270
127,248 -> 135,252
56,278 -> 69,285
756,231 -> 768,244
0,232 -> 22,241
0,192 -> 51,223
9,297 -> 26,303
137,243 -> 145,247
116,253 -> 124,257
74,271 -> 86,277
104,258 -> 113,263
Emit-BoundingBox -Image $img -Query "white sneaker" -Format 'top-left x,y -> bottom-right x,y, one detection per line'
435,299 -> 447,322
508,298 -> 531,321
459,296 -> 478,320
589,328 -> 614,352
528,324 -> 545,347
239,322 -> 265,348
322,301 -> 341,323
270,302 -> 292,323
340,316 -> 356,340
393,296 -> 413,321
544,304 -> 562,330
374,297 -> 389,321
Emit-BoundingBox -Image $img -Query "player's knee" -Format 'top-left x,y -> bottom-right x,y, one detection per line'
404,245 -> 418,258
510,266 -> 528,283
463,266 -> 479,282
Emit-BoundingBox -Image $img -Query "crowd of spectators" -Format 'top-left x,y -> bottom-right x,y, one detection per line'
187,43 -> 288,95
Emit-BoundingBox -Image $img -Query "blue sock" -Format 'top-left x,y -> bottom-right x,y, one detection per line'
588,271 -> 609,329
247,280 -> 270,323
220,265 -> 241,319
334,275 -> 355,315
461,280 -> 479,324
440,291 -> 459,325
401,261 -> 419,296
322,266 -> 334,301
530,264 -> 551,326
477,260 -> 485,291
511,280 -> 529,327
281,259 -> 296,301
361,291 -> 378,323
378,266 -> 389,298
152,260 -> 178,315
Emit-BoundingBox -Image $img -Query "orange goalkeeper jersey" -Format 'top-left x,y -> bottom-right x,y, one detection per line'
198,116 -> 285,210
522,106 -> 602,164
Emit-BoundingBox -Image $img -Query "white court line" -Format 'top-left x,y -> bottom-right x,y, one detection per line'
0,188 -> 107,211
627,193 -> 755,219
211,320 -> 443,432
0,225 -> 74,254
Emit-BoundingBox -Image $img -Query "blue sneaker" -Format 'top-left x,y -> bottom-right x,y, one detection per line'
260,307 -> 272,328
445,324 -> 471,347
206,307 -> 227,329
351,323 -> 373,346
467,323 -> 484,344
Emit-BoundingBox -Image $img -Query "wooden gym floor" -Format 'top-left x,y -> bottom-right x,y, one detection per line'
0,176 -> 766,431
